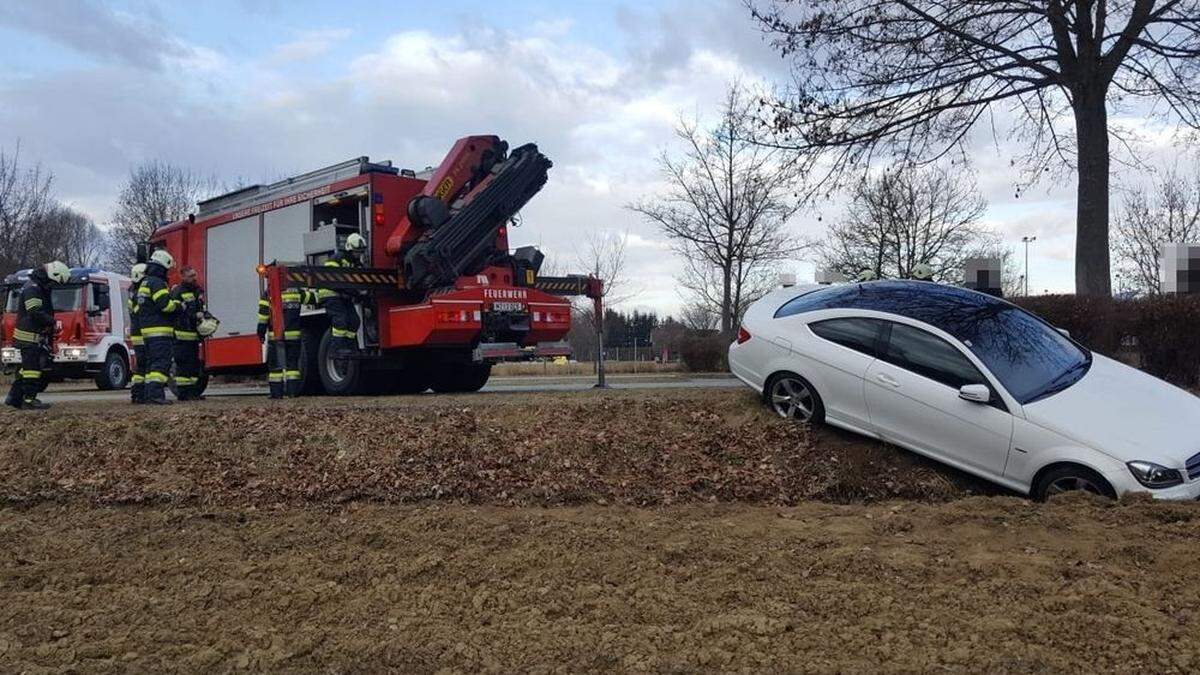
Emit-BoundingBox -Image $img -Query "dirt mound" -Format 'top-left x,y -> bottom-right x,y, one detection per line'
3,496 -> 1199,672
0,389 -> 992,507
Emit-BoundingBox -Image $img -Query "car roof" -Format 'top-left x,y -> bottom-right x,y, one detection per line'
772,279 -> 1019,339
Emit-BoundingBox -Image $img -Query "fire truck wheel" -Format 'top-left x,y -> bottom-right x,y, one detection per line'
430,362 -> 491,393
317,328 -> 365,396
95,349 -> 130,391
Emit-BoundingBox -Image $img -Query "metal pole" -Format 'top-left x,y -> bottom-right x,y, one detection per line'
1022,236 -> 1037,296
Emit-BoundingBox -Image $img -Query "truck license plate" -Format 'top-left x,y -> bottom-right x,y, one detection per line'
492,301 -> 524,312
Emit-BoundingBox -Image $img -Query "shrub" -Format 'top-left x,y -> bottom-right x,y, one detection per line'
679,333 -> 729,372
1012,294 -> 1200,387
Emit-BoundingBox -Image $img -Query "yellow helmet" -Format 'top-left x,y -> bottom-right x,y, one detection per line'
130,263 -> 147,282
197,316 -> 220,337
345,232 -> 367,252
44,260 -> 70,284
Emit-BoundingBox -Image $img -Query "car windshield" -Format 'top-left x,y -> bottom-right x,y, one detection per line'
950,305 -> 1090,403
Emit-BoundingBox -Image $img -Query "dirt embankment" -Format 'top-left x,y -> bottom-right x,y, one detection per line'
2,495 -> 1200,673
0,389 -> 994,508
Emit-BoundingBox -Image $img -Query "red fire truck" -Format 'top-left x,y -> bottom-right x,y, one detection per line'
150,135 -> 600,395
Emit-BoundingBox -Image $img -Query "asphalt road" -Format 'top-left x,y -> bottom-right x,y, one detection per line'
35,374 -> 743,403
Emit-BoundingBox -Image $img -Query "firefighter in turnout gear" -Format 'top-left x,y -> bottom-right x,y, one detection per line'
128,263 -> 147,403
5,261 -> 69,410
318,233 -> 366,359
257,278 -> 317,399
170,265 -> 207,400
137,249 -> 181,405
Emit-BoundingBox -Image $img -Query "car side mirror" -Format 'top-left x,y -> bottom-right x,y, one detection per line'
959,384 -> 991,403
1056,327 -> 1070,338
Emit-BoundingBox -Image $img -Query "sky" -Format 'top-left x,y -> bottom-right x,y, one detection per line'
0,0 -> 1181,315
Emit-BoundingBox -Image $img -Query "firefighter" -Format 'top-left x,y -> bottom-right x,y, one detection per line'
257,278 -> 317,399
318,233 -> 366,359
170,265 -> 206,401
128,263 -> 147,404
137,249 -> 181,405
5,261 -> 70,410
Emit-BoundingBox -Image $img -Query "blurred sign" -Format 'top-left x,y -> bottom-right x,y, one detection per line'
963,257 -> 1003,297
1161,243 -> 1200,294
815,269 -> 846,285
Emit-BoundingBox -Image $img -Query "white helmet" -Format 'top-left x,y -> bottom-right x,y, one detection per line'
197,316 -> 220,337
44,260 -> 70,284
130,263 -> 147,283
911,263 -> 934,281
855,268 -> 878,282
344,232 -> 367,252
150,249 -> 175,269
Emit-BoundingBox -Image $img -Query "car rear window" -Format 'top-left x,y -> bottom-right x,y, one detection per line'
809,318 -> 884,357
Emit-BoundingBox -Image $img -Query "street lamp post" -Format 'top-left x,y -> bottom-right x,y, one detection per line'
1021,236 -> 1037,296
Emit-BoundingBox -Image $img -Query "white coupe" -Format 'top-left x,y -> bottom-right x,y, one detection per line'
728,280 -> 1200,501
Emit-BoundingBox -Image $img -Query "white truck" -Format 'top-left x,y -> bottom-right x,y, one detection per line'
2,267 -> 135,390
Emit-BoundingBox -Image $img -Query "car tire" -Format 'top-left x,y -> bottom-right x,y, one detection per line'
764,372 -> 825,424
95,349 -> 130,391
1032,465 -> 1117,502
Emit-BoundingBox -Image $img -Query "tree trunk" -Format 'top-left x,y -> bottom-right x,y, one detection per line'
1073,94 -> 1112,297
720,261 -> 733,334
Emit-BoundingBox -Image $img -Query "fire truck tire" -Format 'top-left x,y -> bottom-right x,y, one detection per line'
317,328 -> 365,396
95,349 -> 130,390
430,362 -> 491,393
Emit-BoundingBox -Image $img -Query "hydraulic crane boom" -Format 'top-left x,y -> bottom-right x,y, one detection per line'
384,136 -> 552,289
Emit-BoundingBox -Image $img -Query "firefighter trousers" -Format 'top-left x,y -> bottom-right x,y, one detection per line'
173,338 -> 202,400
266,340 -> 302,398
5,342 -> 49,408
143,335 -> 174,403
130,342 -> 147,403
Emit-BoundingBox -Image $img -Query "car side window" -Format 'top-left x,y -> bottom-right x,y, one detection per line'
809,318 -> 884,357
882,323 -> 987,390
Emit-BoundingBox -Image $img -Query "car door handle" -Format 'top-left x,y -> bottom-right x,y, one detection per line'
875,373 -> 901,388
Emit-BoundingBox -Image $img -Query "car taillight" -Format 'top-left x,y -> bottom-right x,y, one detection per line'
736,326 -> 751,344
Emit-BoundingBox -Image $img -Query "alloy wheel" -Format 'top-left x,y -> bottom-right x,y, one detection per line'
770,376 -> 815,421
1045,475 -> 1103,497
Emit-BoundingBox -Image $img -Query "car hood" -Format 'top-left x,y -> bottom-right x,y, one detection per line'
1024,354 -> 1200,468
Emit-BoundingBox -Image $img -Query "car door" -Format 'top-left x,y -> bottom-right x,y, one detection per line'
865,321 -> 1014,477
801,317 -> 886,432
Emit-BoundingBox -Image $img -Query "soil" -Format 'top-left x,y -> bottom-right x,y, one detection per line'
3,496 -> 1200,673
2,388 -> 1198,672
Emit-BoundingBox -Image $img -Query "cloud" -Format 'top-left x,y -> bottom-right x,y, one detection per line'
0,0 -> 185,70
269,28 -> 352,64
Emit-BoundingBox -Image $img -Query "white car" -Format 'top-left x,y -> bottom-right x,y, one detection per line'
729,280 -> 1200,501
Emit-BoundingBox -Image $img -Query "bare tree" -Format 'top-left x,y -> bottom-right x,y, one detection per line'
0,142 -> 53,276
107,160 -> 218,268
749,0 -> 1200,297
629,83 -> 807,334
575,230 -> 633,307
680,301 -> 720,331
25,204 -> 106,269
822,164 -> 993,282
1113,165 -> 1200,294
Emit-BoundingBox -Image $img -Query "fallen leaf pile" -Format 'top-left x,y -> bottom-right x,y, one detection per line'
0,391 -> 992,507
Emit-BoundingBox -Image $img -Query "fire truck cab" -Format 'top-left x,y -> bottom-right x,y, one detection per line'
2,268 -> 134,390
151,135 -> 599,396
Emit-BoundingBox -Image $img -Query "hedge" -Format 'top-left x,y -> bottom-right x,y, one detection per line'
1012,294 -> 1200,387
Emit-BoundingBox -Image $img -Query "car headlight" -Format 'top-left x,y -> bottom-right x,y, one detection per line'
1127,461 -> 1184,489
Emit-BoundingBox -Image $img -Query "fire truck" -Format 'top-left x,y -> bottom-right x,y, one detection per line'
2,267 -> 134,390
150,135 -> 601,395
